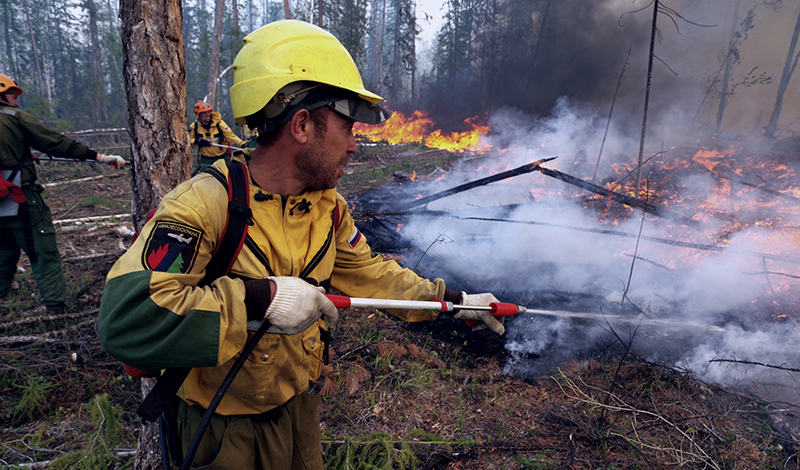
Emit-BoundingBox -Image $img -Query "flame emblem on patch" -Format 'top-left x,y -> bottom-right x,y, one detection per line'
142,221 -> 203,273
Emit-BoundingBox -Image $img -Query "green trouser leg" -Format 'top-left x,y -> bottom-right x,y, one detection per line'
173,393 -> 324,470
0,188 -> 66,307
0,222 -> 22,299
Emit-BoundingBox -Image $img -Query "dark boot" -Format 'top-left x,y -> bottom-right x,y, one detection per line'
46,304 -> 65,315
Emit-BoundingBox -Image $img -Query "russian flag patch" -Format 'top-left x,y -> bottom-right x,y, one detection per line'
347,228 -> 362,248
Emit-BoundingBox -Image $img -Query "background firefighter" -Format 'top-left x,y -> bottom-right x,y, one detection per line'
189,99 -> 248,171
98,20 -> 505,470
0,73 -> 127,315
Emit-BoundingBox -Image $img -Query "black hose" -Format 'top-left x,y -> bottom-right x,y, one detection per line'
179,319 -> 272,470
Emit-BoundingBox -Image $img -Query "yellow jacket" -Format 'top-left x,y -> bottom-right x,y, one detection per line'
98,160 -> 446,415
189,112 -> 247,158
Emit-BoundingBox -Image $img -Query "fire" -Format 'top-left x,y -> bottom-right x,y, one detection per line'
577,143 -> 800,286
354,110 -> 490,152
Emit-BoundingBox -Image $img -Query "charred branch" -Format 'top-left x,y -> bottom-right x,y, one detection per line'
399,158 -> 557,210
709,359 -> 800,374
535,166 -> 665,218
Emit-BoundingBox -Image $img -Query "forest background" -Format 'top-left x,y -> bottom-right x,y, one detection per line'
1,0 -> 799,140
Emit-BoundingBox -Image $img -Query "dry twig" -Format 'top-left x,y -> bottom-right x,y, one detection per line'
555,369 -> 722,470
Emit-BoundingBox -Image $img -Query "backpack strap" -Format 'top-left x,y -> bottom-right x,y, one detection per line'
137,162 -> 252,422
202,162 -> 252,284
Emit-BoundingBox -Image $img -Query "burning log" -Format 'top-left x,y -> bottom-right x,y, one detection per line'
399,158 -> 557,210
534,166 -> 666,218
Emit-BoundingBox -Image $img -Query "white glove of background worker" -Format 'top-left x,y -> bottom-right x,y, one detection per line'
246,276 -> 339,335
453,292 -> 506,335
97,154 -> 127,169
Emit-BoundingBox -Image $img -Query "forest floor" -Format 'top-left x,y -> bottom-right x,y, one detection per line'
1,143 -> 799,469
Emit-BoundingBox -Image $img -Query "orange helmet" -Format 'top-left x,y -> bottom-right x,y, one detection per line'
0,74 -> 22,96
193,100 -> 212,116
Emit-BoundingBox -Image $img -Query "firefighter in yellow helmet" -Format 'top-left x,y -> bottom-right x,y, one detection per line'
0,74 -> 126,315
189,99 -> 248,171
99,21 -> 505,470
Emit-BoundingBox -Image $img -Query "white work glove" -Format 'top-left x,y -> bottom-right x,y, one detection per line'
453,292 -> 505,335
246,277 -> 339,335
97,154 -> 127,169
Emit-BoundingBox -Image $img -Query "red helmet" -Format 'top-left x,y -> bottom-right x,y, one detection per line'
193,100 -> 212,116
0,73 -> 23,96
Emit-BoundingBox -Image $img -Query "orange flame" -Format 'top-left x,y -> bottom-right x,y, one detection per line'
354,110 -> 490,152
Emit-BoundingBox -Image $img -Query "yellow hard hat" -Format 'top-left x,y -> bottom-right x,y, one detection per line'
0,74 -> 23,96
230,20 -> 386,128
193,100 -> 213,116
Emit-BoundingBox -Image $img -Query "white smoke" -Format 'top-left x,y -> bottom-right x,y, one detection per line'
394,99 -> 800,403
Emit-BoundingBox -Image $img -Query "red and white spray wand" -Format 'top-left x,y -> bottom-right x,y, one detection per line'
324,294 -> 726,332
325,294 -> 525,326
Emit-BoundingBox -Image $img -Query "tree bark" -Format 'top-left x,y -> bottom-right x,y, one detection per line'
120,0 -> 190,467
120,0 -> 191,230
764,5 -> 800,138
206,0 -> 225,107
284,0 -> 291,19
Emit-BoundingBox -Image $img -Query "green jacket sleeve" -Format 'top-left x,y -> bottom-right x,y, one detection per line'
97,174 -> 249,371
16,109 -> 97,161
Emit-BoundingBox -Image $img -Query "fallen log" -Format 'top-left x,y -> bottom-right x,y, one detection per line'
52,213 -> 130,224
0,319 -> 95,345
0,309 -> 98,331
399,158 -> 557,210
62,251 -> 123,262
43,172 -> 122,187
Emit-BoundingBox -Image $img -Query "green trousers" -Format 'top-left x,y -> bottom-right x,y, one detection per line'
171,393 -> 324,470
0,187 -> 66,307
198,155 -> 228,171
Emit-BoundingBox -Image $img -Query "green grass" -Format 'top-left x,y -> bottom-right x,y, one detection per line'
79,194 -> 125,210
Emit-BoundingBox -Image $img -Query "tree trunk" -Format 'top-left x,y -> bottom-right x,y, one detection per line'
233,0 -> 239,33
133,378 -> 161,470
2,0 -> 18,80
120,0 -> 190,235
86,0 -> 105,125
371,0 -> 379,91
284,0 -> 291,19
410,0 -> 416,108
716,0 -> 741,130
22,0 -> 45,99
206,0 -> 225,108
764,5 -> 800,138
535,0 -> 553,67
120,0 -> 190,467
378,0 -> 386,95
